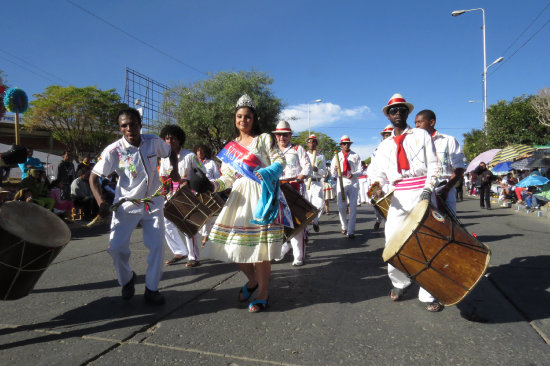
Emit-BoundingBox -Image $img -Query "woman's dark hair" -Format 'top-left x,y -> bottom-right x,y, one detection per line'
160,124 -> 186,146
193,143 -> 212,159
50,179 -> 61,189
117,108 -> 142,125
231,107 -> 261,140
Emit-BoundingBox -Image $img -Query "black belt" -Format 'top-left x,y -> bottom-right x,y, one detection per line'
310,178 -> 321,182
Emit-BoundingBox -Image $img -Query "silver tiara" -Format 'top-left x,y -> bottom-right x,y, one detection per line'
235,94 -> 257,110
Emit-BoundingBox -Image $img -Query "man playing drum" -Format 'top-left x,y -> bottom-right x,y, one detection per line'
305,134 -> 326,233
368,124 -> 393,230
367,93 -> 443,312
274,120 -> 312,266
330,135 -> 362,239
159,125 -> 205,268
90,108 -> 180,305
415,109 -> 465,214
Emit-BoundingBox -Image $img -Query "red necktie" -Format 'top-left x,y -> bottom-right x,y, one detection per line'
342,152 -> 351,176
393,134 -> 410,173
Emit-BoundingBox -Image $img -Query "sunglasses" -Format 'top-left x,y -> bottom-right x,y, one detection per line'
341,142 -> 351,145
388,106 -> 409,115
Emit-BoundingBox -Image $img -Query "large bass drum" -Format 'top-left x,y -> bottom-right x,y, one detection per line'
0,201 -> 71,300
382,200 -> 490,305
164,185 -> 217,237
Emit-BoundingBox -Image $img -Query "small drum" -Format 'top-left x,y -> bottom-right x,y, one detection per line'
164,185 -> 217,237
323,181 -> 335,200
0,201 -> 71,300
280,183 -> 319,242
382,200 -> 490,305
372,191 -> 393,220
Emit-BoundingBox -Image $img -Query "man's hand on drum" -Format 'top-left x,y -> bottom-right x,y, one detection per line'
255,172 -> 263,181
437,186 -> 450,201
296,174 -> 307,183
169,170 -> 181,185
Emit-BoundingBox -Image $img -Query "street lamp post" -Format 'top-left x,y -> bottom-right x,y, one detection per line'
452,8 -> 503,129
307,99 -> 322,136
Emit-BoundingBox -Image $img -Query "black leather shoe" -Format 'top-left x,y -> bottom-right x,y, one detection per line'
144,287 -> 165,305
313,223 -> 320,233
121,271 -> 136,300
373,222 -> 380,230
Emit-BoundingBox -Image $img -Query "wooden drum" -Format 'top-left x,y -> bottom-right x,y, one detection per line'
382,200 -> 490,305
372,191 -> 393,220
0,201 -> 71,300
280,183 -> 319,242
164,185 -> 217,237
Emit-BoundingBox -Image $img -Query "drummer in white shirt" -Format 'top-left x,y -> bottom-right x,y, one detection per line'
159,125 -> 205,268
273,121 -> 312,266
414,109 -> 465,214
193,143 -> 221,246
305,134 -> 326,233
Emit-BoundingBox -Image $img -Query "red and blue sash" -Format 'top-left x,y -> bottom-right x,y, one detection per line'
217,141 -> 265,183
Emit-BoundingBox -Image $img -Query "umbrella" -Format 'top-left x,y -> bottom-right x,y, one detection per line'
466,149 -> 501,173
510,156 -> 537,170
515,171 -> 550,188
525,157 -> 550,169
488,144 -> 535,168
491,161 -> 513,174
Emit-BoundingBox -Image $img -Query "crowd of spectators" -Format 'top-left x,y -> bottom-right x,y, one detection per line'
464,161 -> 550,211
0,147 -> 116,222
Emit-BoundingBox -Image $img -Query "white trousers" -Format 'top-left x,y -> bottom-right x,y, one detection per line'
306,180 -> 324,225
336,179 -> 359,235
164,218 -> 200,261
436,186 -> 457,214
385,188 -> 436,303
108,208 -> 165,291
280,229 -> 306,262
358,178 -> 368,204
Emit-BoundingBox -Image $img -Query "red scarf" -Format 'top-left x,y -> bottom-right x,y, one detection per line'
393,134 -> 410,173
342,152 -> 351,176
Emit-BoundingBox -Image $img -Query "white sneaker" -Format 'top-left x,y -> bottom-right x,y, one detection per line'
292,260 -> 304,266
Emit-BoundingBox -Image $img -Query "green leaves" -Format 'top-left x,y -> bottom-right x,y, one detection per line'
26,85 -> 128,160
160,70 -> 283,153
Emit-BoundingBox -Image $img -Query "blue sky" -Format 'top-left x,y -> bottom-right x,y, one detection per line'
2,1 -> 549,159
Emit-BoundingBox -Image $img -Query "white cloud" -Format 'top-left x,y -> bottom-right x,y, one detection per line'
279,102 -> 375,132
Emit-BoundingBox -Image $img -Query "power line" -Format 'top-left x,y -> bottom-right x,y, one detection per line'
488,16 -> 550,77
501,2 -> 550,57
65,0 -> 208,77
0,54 -> 62,85
0,48 -> 69,84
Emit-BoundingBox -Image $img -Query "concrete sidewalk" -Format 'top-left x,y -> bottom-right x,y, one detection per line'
1,198 -> 549,365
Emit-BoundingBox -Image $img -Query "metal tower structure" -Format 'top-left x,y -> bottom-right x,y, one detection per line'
123,67 -> 174,131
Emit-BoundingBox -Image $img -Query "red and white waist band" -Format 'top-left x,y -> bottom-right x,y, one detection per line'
394,176 -> 427,191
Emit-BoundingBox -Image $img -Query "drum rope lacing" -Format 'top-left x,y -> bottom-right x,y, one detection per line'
0,239 -> 57,272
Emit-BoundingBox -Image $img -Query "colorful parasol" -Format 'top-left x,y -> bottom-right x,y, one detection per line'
488,144 -> 535,168
466,149 -> 501,173
515,171 -> 550,188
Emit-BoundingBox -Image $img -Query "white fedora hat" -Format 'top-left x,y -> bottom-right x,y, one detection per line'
382,93 -> 414,116
380,124 -> 394,135
340,135 -> 353,144
272,120 -> 293,134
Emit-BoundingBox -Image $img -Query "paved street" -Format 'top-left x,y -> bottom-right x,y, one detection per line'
1,197 -> 549,365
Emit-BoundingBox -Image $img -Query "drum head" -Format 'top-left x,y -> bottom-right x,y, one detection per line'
0,201 -> 71,247
382,200 -> 429,262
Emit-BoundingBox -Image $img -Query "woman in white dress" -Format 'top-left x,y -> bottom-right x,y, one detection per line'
197,94 -> 285,313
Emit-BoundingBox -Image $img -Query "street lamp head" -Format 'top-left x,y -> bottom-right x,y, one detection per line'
494,56 -> 504,64
313,99 -> 322,103
451,10 -> 466,16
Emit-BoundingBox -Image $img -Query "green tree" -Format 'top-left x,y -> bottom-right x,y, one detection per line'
161,70 -> 283,153
485,95 -> 550,147
462,129 -> 491,161
26,86 -> 128,160
291,130 -> 338,161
